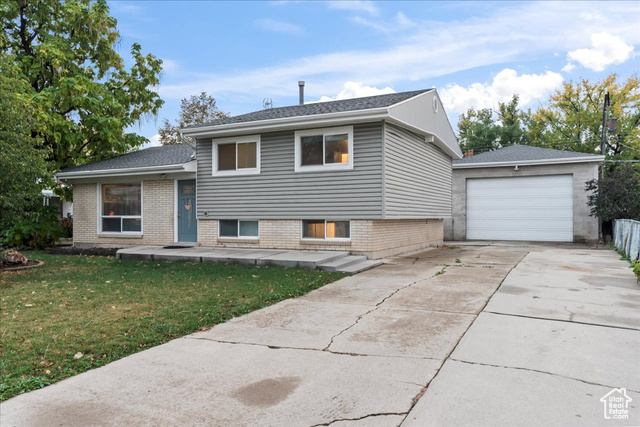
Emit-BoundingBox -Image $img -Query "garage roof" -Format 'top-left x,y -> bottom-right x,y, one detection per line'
453,145 -> 604,169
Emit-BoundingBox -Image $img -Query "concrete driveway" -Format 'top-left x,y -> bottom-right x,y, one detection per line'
1,244 -> 638,426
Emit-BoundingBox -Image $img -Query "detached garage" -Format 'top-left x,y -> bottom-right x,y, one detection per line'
445,145 -> 604,243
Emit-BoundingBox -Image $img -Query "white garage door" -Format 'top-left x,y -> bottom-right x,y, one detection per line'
466,175 -> 573,242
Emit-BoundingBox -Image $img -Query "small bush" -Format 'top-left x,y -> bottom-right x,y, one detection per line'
1,205 -> 61,249
59,217 -> 73,238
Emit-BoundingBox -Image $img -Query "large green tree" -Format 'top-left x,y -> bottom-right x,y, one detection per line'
1,0 -> 164,175
458,95 -> 530,155
0,52 -> 49,228
529,74 -> 640,159
159,92 -> 228,145
457,74 -> 640,160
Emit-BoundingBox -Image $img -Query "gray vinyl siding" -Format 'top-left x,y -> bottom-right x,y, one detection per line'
196,122 -> 383,219
384,123 -> 452,218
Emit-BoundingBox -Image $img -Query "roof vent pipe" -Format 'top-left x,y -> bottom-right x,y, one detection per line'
298,81 -> 305,105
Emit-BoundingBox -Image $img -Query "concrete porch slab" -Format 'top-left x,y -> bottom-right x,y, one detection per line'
115,246 -> 360,271
256,250 -> 350,269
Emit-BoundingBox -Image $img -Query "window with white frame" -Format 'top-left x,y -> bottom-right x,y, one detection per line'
212,135 -> 260,175
100,183 -> 142,233
302,220 -> 350,240
295,126 -> 353,172
219,220 -> 259,238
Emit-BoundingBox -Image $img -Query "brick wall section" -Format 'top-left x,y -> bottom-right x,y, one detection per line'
73,180 -> 175,247
371,219 -> 443,258
198,219 -> 368,252
73,184 -> 98,244
140,180 -> 175,245
197,218 -> 442,259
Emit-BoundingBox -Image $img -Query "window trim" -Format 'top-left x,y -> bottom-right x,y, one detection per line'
301,220 -> 351,241
218,219 -> 260,239
294,126 -> 354,172
212,135 -> 261,176
97,182 -> 143,235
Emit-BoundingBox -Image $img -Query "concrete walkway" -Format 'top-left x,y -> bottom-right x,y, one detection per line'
1,244 -> 638,426
116,246 -> 382,273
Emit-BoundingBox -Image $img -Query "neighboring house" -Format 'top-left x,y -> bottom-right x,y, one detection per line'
58,89 -> 462,259
42,189 -> 73,218
445,145 -> 604,243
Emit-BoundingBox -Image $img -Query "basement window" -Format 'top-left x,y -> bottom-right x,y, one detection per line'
302,220 -> 350,240
219,220 -> 259,238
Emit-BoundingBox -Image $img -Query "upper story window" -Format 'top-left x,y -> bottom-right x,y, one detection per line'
212,135 -> 260,176
294,126 -> 354,172
99,183 -> 142,234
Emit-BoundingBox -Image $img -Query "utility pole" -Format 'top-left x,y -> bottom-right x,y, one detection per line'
599,91 -> 617,243
600,92 -> 610,181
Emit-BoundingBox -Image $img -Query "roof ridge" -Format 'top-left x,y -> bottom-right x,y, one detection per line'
186,88 -> 433,129
454,144 -> 602,165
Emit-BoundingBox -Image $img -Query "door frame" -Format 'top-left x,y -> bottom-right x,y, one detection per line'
174,179 -> 198,243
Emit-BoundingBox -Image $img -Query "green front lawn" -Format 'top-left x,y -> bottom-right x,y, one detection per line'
0,252 -> 344,401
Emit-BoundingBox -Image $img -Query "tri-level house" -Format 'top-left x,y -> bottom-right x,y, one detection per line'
58,88 -> 462,259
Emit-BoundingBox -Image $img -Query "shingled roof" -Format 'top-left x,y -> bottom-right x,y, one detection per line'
453,145 -> 602,166
59,144 -> 195,174
186,89 -> 433,129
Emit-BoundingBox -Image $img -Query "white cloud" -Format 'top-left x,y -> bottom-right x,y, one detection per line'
565,33 -> 634,72
254,18 -> 304,35
350,11 -> 417,34
161,59 -> 180,73
159,2 -> 639,102
317,82 -> 395,102
326,1 -> 378,15
439,69 -> 564,113
141,134 -> 162,150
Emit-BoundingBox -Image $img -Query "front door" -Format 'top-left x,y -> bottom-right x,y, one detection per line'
177,180 -> 197,242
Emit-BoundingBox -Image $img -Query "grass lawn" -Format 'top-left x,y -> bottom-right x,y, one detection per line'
0,251 -> 345,401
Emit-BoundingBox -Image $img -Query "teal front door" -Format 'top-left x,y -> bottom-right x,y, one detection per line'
177,180 -> 197,242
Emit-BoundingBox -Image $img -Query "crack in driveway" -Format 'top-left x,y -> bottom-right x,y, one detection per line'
322,269 -> 446,352
398,250 -> 529,425
483,311 -> 640,332
449,358 -> 640,394
184,335 -> 441,360
308,411 -> 409,427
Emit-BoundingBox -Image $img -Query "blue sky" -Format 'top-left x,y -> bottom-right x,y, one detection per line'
107,1 -> 640,147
